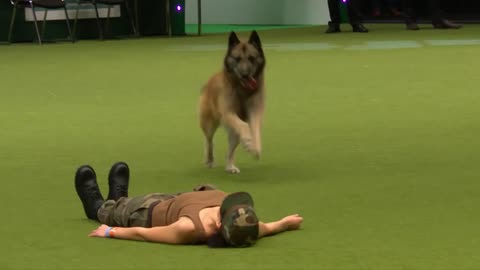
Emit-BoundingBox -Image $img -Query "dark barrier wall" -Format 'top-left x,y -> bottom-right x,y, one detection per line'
140,0 -> 185,36
0,0 -> 185,43
361,0 -> 480,21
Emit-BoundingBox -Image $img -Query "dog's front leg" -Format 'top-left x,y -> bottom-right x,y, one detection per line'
247,95 -> 264,159
248,112 -> 262,159
222,113 -> 253,151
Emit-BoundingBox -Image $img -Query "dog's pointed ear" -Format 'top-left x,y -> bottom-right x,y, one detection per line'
228,31 -> 240,49
248,30 -> 262,50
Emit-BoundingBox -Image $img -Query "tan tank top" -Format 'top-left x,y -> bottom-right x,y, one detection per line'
150,190 -> 227,242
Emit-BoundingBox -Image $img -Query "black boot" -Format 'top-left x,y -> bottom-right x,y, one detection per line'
75,165 -> 104,221
325,21 -> 341,34
406,22 -> 420,30
352,23 -> 369,33
107,162 -> 130,201
433,19 -> 462,29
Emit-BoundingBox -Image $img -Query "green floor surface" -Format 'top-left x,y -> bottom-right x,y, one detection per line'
1,24 -> 480,270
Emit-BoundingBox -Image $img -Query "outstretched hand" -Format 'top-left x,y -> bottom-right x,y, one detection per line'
88,224 -> 109,238
281,214 -> 303,230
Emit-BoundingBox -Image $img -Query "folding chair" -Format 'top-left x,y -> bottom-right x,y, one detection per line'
8,0 -> 74,45
72,0 -> 137,40
197,0 -> 201,35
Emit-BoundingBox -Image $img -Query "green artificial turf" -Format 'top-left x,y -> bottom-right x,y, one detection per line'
1,24 -> 480,270
185,24 -> 304,34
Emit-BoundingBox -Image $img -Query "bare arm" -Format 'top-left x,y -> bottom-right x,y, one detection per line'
258,214 -> 303,238
88,217 -> 196,245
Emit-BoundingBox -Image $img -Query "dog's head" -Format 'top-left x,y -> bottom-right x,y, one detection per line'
224,31 -> 265,90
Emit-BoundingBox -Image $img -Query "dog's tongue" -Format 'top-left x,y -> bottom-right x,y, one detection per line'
245,78 -> 258,91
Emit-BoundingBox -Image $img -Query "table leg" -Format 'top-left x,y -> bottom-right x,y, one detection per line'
197,0 -> 201,35
134,0 -> 140,36
166,0 -> 171,36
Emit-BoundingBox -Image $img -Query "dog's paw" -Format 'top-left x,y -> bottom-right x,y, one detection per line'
243,142 -> 261,159
246,148 -> 260,159
241,135 -> 253,150
249,145 -> 261,159
205,160 -> 215,168
225,164 -> 241,174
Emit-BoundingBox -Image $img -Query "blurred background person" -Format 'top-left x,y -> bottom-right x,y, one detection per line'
402,0 -> 462,30
371,0 -> 402,17
325,0 -> 369,33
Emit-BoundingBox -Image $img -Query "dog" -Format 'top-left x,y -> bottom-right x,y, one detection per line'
198,31 -> 266,174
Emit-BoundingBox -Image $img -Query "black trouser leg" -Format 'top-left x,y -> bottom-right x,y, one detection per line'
327,0 -> 341,23
346,0 -> 362,26
427,0 -> 444,24
402,0 -> 416,24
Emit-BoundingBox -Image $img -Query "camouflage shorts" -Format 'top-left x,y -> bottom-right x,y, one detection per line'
97,184 -> 218,227
97,193 -> 175,227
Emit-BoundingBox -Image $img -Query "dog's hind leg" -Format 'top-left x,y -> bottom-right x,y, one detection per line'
225,128 -> 241,174
200,117 -> 218,168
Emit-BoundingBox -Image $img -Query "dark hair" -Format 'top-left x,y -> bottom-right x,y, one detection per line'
206,232 -> 229,248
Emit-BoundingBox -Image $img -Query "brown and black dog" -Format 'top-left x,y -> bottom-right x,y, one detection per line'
198,31 -> 266,174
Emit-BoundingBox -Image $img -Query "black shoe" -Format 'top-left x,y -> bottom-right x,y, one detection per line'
433,20 -> 462,29
352,24 -> 369,33
406,23 -> 420,30
75,165 -> 104,221
325,21 -> 341,34
107,162 -> 129,201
